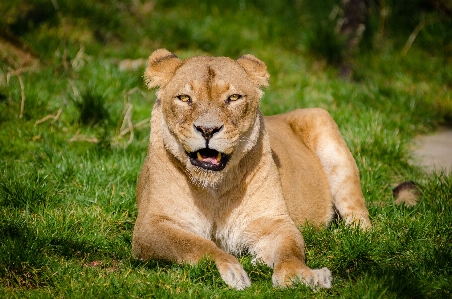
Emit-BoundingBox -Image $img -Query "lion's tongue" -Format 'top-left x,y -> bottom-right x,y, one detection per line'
197,152 -> 221,166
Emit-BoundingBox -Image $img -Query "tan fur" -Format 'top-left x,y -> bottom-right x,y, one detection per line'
393,181 -> 420,207
132,49 -> 371,290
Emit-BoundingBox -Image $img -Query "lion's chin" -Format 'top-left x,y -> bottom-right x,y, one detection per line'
186,148 -> 231,172
185,164 -> 226,189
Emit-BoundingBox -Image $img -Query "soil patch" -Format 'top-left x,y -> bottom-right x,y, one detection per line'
411,127 -> 452,173
0,29 -> 39,69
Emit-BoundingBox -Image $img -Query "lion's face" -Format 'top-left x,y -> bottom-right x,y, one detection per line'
144,50 -> 269,187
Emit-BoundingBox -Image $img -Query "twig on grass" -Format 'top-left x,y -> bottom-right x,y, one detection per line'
123,103 -> 134,146
112,87 -> 148,147
6,66 -> 34,79
71,46 -> 91,71
68,79 -> 81,99
69,129 -> 99,143
35,108 -> 63,126
6,67 -> 28,119
402,14 -> 438,55
133,117 -> 150,130
18,74 -> 25,119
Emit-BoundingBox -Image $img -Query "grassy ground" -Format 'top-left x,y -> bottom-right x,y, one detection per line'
1,0 -> 451,298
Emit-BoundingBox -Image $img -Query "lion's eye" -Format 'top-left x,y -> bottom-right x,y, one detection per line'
228,94 -> 242,102
177,95 -> 191,103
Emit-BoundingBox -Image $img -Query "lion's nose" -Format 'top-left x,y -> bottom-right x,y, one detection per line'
195,125 -> 223,141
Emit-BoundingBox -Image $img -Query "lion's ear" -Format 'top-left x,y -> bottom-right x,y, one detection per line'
237,54 -> 270,88
144,49 -> 182,89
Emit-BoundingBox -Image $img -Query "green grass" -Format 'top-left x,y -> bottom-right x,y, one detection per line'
1,0 -> 451,298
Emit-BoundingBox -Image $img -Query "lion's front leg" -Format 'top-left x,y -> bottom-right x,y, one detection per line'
132,216 -> 251,290
247,217 -> 332,289
286,108 -> 371,229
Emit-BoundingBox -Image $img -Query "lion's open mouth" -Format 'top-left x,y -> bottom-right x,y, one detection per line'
187,148 -> 230,171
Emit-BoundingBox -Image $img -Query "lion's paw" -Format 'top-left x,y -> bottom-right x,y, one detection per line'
272,263 -> 332,289
216,258 -> 251,290
307,267 -> 332,289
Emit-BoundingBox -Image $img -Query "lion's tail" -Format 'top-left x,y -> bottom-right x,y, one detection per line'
393,181 -> 420,207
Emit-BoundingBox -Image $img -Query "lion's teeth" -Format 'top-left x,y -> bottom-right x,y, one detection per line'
217,152 -> 222,161
197,152 -> 202,160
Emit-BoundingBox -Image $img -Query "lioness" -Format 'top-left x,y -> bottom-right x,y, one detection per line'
132,49 -> 371,290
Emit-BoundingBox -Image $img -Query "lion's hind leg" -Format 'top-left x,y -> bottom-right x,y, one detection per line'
285,108 -> 371,229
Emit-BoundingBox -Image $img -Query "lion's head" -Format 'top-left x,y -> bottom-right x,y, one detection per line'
144,49 -> 269,187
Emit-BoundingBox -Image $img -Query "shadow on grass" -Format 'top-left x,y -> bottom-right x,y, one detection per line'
0,172 -> 55,210
0,216 -> 130,288
0,170 -> 128,288
304,201 -> 451,298
0,219 -> 53,288
356,266 -> 425,299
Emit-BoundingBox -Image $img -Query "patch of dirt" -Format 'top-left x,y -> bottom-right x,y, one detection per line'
0,29 -> 39,69
411,127 -> 452,173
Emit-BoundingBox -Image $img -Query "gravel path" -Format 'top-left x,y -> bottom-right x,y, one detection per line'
411,127 -> 452,173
